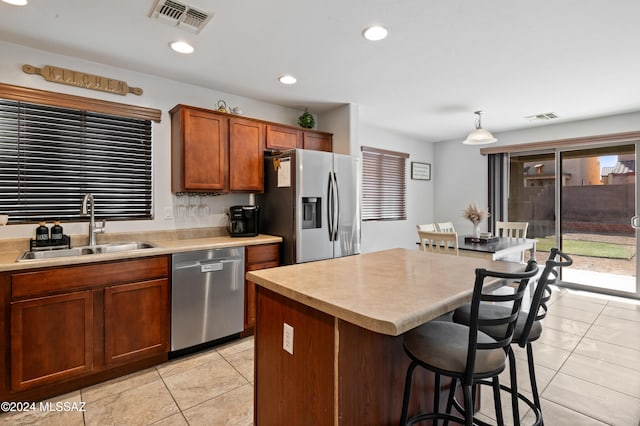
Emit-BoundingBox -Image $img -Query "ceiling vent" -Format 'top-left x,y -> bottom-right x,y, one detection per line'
149,0 -> 213,34
525,112 -> 559,122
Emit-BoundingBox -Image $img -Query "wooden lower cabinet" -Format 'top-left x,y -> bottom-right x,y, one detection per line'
2,256 -> 171,401
10,290 -> 93,391
244,243 -> 280,334
104,279 -> 169,366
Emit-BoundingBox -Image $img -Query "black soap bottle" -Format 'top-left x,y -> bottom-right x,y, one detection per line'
35,221 -> 50,246
51,221 -> 64,244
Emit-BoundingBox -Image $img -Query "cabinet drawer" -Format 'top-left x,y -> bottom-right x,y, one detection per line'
11,256 -> 169,299
246,244 -> 280,265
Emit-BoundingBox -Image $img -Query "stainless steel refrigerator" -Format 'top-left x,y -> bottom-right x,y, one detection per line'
257,149 -> 361,264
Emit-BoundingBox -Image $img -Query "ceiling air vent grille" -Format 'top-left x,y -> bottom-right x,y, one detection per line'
149,0 -> 213,34
525,112 -> 559,122
157,0 -> 185,20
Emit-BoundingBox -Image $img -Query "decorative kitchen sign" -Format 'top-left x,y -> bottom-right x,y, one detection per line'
22,64 -> 143,96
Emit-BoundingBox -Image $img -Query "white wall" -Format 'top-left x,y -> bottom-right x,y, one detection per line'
433,111 -> 640,236
0,41 -> 312,240
358,123 -> 434,253
318,103 -> 358,156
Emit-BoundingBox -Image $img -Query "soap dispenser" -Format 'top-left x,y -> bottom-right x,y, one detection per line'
51,221 -> 64,244
35,221 -> 50,246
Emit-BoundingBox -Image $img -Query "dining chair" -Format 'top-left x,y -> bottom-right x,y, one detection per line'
495,221 -> 529,238
417,230 -> 459,255
436,221 -> 456,232
495,221 -> 529,262
452,248 -> 572,424
400,261 -> 540,426
416,223 -> 437,232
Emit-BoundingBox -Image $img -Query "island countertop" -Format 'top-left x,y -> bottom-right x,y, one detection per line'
246,247 -> 526,336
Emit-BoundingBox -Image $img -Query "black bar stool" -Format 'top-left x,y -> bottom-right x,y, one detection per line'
452,248 -> 573,424
399,261 -> 540,426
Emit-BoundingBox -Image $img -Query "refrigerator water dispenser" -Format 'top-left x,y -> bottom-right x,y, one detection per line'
302,197 -> 321,229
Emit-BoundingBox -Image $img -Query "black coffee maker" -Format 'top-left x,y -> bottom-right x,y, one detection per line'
228,205 -> 259,237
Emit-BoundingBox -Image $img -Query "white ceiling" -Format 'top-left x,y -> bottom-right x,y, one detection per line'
1,0 -> 640,142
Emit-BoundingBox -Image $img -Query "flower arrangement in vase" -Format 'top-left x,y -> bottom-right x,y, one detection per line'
463,203 -> 489,238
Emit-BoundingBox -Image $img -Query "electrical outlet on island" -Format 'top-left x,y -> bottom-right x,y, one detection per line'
283,323 -> 294,355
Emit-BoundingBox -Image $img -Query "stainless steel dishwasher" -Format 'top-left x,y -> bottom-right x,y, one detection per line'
171,247 -> 244,352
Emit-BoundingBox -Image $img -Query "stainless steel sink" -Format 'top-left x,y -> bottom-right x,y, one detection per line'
92,242 -> 156,254
16,242 -> 156,262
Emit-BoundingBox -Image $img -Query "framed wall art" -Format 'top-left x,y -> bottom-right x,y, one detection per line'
411,162 -> 431,180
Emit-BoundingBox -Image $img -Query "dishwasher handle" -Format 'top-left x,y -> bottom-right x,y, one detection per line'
200,262 -> 223,273
173,258 -> 241,272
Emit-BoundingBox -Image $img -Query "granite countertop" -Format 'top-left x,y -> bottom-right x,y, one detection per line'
246,248 -> 525,336
0,232 -> 282,272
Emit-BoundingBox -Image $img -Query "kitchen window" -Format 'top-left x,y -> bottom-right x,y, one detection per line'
0,84 -> 160,223
361,146 -> 409,221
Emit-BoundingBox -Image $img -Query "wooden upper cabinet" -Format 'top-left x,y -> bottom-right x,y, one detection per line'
171,105 -> 228,192
266,125 -> 301,150
171,105 -> 334,193
302,131 -> 333,152
229,117 -> 265,192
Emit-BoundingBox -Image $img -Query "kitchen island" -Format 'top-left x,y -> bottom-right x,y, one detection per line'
246,248 -> 526,425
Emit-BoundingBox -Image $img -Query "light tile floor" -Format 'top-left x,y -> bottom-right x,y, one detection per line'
1,288 -> 639,425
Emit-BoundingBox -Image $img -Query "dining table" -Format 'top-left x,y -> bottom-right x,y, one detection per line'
458,236 -> 537,261
246,248 -> 526,425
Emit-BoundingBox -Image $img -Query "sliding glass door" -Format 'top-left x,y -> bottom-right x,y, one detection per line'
507,144 -> 639,299
559,145 -> 636,295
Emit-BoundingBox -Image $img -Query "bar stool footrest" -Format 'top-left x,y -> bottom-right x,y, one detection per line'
447,379 -> 542,426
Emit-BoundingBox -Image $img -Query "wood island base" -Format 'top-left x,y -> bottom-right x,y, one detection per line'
255,287 -> 460,425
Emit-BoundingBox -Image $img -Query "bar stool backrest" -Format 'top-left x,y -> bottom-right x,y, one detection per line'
519,248 -> 572,347
464,260 -> 539,385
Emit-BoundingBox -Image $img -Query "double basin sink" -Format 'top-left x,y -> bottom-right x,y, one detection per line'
17,242 -> 156,262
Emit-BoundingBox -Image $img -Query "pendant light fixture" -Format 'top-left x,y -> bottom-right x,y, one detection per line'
463,110 -> 497,145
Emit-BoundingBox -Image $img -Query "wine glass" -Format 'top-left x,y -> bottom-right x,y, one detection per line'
188,194 -> 198,217
198,194 -> 210,216
176,194 -> 187,217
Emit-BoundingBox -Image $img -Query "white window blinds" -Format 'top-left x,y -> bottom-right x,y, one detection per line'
0,99 -> 152,223
361,146 -> 409,221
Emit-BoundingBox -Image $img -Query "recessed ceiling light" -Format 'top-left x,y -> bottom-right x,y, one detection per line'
170,41 -> 194,54
363,25 -> 388,41
279,74 -> 297,85
2,0 -> 28,5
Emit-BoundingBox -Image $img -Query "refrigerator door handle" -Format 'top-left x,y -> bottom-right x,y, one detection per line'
327,172 -> 334,241
332,172 -> 339,241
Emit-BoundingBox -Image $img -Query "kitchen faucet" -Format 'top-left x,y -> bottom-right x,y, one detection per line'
81,193 -> 105,246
